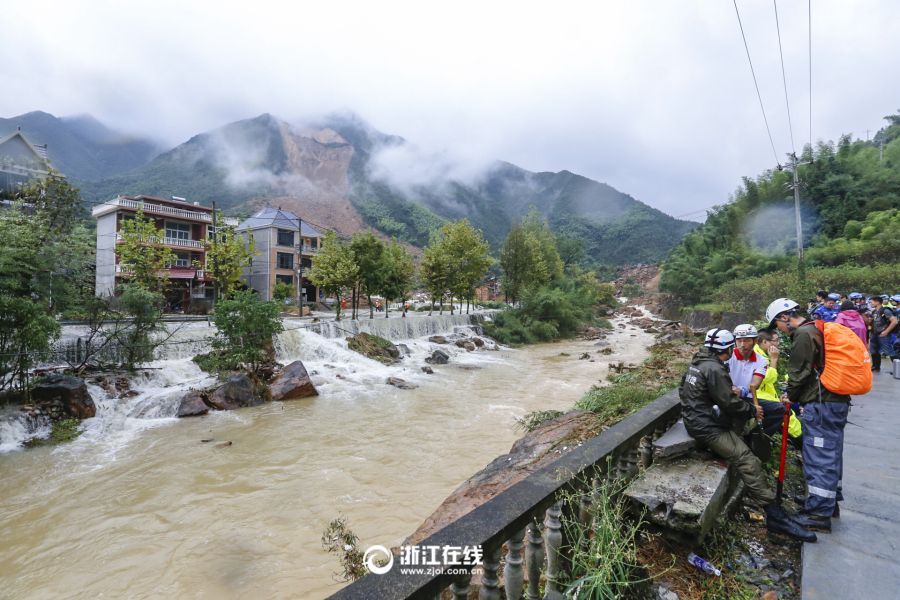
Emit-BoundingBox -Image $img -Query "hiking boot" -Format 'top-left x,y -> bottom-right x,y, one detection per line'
791,512 -> 832,533
765,504 -> 817,543
792,495 -> 840,518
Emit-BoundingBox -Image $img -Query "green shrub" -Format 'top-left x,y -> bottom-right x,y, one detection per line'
208,290 -> 284,375
595,317 -> 612,329
483,311 -> 558,345
715,263 -> 900,316
622,284 -> 641,297
23,418 -> 82,448
514,409 -> 564,433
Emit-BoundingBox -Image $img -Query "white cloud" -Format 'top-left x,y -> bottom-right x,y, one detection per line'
2,0 -> 899,220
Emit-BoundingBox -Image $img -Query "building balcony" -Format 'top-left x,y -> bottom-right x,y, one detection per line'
115,264 -> 206,280
301,245 -> 318,254
115,232 -> 206,249
93,197 -> 213,222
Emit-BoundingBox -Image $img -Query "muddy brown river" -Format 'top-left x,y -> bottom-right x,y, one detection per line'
0,313 -> 654,600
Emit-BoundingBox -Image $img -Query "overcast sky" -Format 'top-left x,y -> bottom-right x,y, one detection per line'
4,0 -> 899,219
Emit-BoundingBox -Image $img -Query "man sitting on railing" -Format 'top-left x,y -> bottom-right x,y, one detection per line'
678,328 -> 816,542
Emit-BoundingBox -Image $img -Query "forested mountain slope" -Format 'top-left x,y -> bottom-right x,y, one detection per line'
661,111 -> 900,305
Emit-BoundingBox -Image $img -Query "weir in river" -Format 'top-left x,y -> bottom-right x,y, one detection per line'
0,312 -> 656,599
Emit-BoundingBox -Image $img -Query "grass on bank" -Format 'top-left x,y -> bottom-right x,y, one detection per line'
23,418 -> 82,448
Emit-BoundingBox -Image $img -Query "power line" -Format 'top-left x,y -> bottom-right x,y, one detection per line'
732,0 -> 781,166
772,0 -> 796,157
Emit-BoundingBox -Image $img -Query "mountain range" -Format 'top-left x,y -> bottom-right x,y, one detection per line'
1,111 -> 696,264
0,111 -> 159,180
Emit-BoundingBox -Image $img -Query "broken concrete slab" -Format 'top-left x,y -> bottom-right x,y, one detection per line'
624,456 -> 730,543
653,419 -> 697,459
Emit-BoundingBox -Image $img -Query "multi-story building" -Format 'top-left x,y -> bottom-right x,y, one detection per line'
92,195 -> 237,312
237,207 -> 322,303
0,127 -> 55,197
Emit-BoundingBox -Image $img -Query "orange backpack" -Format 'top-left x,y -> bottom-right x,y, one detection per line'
814,321 -> 873,396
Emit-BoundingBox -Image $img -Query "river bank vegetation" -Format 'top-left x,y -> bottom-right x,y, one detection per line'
485,208 -> 617,345
661,111 -> 900,312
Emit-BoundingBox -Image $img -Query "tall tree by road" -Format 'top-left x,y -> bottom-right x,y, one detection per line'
307,229 -> 358,320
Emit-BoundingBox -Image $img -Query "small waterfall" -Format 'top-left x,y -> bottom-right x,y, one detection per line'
0,411 -> 52,452
302,313 -> 486,340
2,313 -> 494,453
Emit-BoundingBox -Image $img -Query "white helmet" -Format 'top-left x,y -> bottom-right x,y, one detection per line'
704,328 -> 736,351
765,298 -> 800,325
733,324 -> 759,338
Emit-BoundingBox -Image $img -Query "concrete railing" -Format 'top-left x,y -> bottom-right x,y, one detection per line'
326,389 -> 683,600
93,198 -> 213,222
115,232 -> 206,249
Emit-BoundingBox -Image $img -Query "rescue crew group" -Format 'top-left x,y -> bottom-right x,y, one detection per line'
807,291 -> 900,371
678,296 -> 879,543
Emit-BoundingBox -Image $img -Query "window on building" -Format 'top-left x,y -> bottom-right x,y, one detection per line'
166,222 -> 191,240
310,237 -> 318,249
276,274 -> 294,286
174,252 -> 190,267
300,257 -> 312,269
277,252 -> 294,270
277,229 -> 294,247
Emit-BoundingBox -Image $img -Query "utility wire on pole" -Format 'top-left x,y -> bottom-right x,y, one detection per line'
733,0 -> 781,167
296,214 -> 305,315
773,0 -> 796,157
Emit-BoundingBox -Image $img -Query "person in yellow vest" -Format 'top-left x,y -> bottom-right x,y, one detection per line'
755,329 -> 803,449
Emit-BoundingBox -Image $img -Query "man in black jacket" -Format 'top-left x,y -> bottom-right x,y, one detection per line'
767,298 -> 852,533
679,328 -> 816,542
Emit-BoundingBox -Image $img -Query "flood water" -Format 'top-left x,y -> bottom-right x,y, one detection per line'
0,313 -> 654,600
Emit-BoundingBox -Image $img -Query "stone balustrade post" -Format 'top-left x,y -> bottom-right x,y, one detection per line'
479,545 -> 502,600
503,527 -> 526,600
543,502 -> 565,600
449,569 -> 471,600
525,521 -> 543,600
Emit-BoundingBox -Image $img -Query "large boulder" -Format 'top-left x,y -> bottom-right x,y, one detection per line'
346,332 -> 400,365
31,375 -> 95,419
177,390 -> 210,417
455,340 -> 476,352
207,374 -> 270,411
269,360 -> 319,401
424,349 -> 450,365
428,335 -> 448,344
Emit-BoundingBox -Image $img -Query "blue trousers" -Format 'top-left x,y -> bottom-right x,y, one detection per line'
870,333 -> 900,370
801,401 -> 849,516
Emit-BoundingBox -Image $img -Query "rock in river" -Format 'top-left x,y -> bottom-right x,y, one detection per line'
207,374 -> 270,411
177,390 -> 210,417
424,349 -> 450,365
269,360 -> 319,401
31,375 -> 96,419
387,377 -> 418,390
428,335 -> 448,344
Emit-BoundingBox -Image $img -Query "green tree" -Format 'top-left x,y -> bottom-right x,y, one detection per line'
421,219 -> 491,315
500,220 -> 547,305
271,281 -> 295,305
380,238 -> 417,317
115,208 -> 176,294
307,229 -> 359,320
208,289 -> 284,376
205,217 -> 260,298
112,285 -> 167,370
350,229 -> 389,319
523,207 -> 564,282
443,219 -> 492,314
0,170 -> 80,393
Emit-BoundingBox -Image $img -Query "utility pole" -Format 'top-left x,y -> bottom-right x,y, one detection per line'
296,213 -> 305,315
211,201 -> 219,308
865,129 -> 872,142
790,153 -> 813,282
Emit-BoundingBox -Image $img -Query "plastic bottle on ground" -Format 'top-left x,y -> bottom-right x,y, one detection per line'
687,553 -> 721,576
